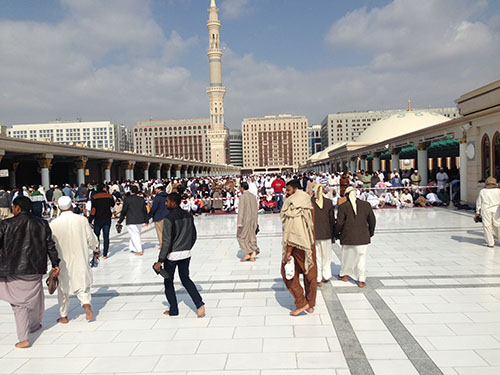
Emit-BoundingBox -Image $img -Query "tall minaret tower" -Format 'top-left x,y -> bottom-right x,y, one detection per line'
206,0 -> 228,164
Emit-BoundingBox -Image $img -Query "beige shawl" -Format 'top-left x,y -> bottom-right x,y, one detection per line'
281,189 -> 315,273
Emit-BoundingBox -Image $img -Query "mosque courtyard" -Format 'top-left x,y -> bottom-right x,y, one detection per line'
1,208 -> 500,375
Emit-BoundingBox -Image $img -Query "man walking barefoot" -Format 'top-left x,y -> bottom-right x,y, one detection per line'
0,196 -> 60,348
237,182 -> 260,262
50,196 -> 99,323
154,193 -> 205,318
281,179 -> 317,316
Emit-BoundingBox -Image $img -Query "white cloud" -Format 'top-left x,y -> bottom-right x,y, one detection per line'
0,0 -> 499,131
220,0 -> 249,20
325,0 -> 496,71
0,0 -> 205,126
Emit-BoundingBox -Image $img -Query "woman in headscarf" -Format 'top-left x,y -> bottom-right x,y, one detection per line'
311,184 -> 335,287
336,186 -> 376,288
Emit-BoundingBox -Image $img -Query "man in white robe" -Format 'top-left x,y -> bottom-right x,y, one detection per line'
476,177 -> 500,248
50,196 -> 99,323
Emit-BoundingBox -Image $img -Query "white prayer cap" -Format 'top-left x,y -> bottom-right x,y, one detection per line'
58,196 -> 72,210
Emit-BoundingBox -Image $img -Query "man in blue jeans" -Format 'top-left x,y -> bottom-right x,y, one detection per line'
89,185 -> 115,259
154,193 -> 205,318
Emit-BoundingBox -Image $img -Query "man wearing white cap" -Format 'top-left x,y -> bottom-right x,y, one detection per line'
50,196 -> 99,323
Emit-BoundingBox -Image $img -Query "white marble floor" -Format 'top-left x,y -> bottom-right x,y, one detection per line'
1,207 -> 500,374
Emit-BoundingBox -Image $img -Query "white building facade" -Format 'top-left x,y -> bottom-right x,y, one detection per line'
7,121 -> 133,152
321,107 -> 459,149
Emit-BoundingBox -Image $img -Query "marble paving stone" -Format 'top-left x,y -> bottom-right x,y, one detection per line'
262,337 -> 329,352
297,352 -> 348,369
172,327 -> 234,340
133,340 -> 200,356
226,353 -> 296,370
369,359 -> 419,375
83,356 -> 160,373
0,359 -> 27,374
197,339 -> 262,354
17,357 -> 93,374
2,210 -> 500,374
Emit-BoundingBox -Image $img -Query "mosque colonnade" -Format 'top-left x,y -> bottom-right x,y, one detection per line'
0,136 -> 239,190
302,78 -> 500,204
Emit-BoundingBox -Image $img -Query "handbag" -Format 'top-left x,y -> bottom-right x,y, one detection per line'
46,269 -> 59,295
474,214 -> 483,223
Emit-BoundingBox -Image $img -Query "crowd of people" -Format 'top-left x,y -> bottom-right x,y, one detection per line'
0,166 -> 498,348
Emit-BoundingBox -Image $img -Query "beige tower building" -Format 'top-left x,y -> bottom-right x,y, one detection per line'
206,0 -> 228,164
242,115 -> 309,171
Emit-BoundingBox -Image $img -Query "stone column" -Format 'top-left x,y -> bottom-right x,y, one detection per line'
373,152 -> 381,172
101,159 -> 113,182
165,165 -> 172,179
171,165 -> 181,178
417,142 -> 430,186
349,158 -> 356,173
9,162 -> 19,189
154,163 -> 162,180
459,134 -> 467,202
360,156 -> 367,171
122,161 -> 135,181
75,156 -> 88,186
142,163 -> 150,181
391,148 -> 401,172
36,154 -> 53,190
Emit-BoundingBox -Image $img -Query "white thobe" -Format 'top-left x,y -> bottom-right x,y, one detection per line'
50,211 -> 98,316
476,188 -> 500,246
316,239 -> 332,283
436,172 -> 449,191
340,245 -> 368,282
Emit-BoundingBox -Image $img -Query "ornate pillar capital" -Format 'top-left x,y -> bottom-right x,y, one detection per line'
36,153 -> 53,169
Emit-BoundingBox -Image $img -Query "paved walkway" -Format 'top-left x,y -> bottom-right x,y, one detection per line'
1,208 -> 500,374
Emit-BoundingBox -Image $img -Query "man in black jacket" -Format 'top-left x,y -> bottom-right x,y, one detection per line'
149,184 -> 169,250
336,187 -> 376,288
0,196 -> 60,348
154,193 -> 205,318
89,184 -> 115,259
118,185 -> 148,256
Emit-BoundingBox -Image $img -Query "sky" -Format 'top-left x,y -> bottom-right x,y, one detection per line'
1,0 -> 499,129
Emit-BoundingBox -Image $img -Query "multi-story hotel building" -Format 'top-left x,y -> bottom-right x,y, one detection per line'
308,124 -> 322,156
321,107 -> 459,148
242,114 -> 308,169
134,118 -> 211,162
6,121 -> 133,152
228,130 -> 243,167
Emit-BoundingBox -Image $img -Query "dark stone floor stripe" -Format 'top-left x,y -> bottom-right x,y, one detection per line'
364,289 -> 444,375
322,282 -> 375,375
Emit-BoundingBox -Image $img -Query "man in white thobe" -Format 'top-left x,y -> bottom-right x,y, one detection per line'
476,177 -> 500,248
50,196 -> 99,323
436,169 -> 449,192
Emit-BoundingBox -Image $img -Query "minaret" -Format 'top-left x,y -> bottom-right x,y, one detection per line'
206,0 -> 228,164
